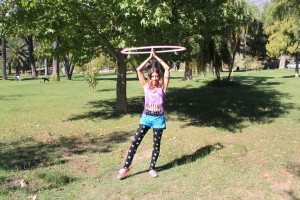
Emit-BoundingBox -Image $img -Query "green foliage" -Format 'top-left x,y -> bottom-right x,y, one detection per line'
265,18 -> 300,57
246,21 -> 268,59
2,0 -> 260,81
269,0 -> 300,21
6,39 -> 29,72
88,54 -> 116,70
244,56 -> 255,69
84,67 -> 99,91
50,74 -> 58,82
263,0 -> 300,65
185,0 -> 259,81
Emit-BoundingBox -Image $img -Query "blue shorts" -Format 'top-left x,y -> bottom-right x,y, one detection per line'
139,114 -> 166,129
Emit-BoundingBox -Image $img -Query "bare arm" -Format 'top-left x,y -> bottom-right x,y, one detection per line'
153,51 -> 170,93
136,53 -> 153,87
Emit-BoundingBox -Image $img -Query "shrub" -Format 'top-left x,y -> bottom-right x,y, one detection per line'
84,68 -> 99,91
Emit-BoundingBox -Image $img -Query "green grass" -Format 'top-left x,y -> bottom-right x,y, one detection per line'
0,69 -> 299,199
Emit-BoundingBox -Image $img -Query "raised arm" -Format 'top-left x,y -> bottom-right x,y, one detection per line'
136,53 -> 153,87
152,51 -> 170,93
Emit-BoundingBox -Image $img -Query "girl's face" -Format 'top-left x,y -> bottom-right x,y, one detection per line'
150,72 -> 160,87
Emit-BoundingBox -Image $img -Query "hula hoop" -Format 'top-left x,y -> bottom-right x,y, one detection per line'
121,45 -> 186,54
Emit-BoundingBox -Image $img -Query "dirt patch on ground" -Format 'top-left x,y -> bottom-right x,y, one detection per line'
120,142 -> 153,162
263,164 -> 300,200
64,156 -> 98,177
286,161 -> 300,177
7,177 -> 29,188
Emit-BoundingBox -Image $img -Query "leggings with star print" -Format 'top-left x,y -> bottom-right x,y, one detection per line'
123,124 -> 163,170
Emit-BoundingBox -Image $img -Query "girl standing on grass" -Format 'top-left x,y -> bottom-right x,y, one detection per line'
117,49 -> 170,179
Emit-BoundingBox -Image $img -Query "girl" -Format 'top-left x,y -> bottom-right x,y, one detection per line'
117,49 -> 170,179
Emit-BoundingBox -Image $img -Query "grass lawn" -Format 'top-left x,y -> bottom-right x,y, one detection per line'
0,69 -> 299,199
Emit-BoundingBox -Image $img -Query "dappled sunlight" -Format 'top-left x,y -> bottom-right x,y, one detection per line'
157,143 -> 224,171
67,96 -> 144,121
68,99 -> 121,121
122,143 -> 224,179
68,76 -> 293,133
166,82 -> 292,132
0,131 -> 132,171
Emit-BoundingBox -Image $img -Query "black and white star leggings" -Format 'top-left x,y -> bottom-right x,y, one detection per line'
123,124 -> 163,170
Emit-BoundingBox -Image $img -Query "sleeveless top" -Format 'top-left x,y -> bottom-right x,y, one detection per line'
142,85 -> 165,116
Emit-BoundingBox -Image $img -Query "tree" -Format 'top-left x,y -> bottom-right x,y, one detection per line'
57,0 -> 191,113
181,0 -> 257,83
6,39 -> 29,75
3,0 -> 39,76
52,36 -> 60,81
23,35 -> 37,76
0,0 -> 9,80
1,0 -> 125,111
246,20 -> 268,61
265,0 -> 300,77
220,0 -> 258,82
265,19 -> 299,69
7,0 -> 260,112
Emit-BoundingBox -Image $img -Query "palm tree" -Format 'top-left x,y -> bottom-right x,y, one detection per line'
7,39 -> 29,75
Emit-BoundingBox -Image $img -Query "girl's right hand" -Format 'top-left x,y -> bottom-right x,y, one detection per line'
150,48 -> 154,58
152,48 -> 157,57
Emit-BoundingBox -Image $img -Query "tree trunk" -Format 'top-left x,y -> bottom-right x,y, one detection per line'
296,53 -> 299,78
69,64 -> 75,78
24,35 -> 37,76
279,54 -> 286,69
227,42 -> 238,81
116,51 -> 127,113
73,4 -> 128,114
175,62 -> 180,71
16,62 -> 20,75
44,58 -> 48,76
8,63 -> 11,74
214,50 -> 221,81
63,56 -> 72,80
227,54 -> 235,81
52,36 -> 60,81
184,62 -> 192,80
1,38 -> 7,80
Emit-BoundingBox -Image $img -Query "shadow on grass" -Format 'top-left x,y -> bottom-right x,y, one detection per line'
6,77 -> 38,82
68,76 -> 293,132
282,75 -> 296,78
287,162 -> 300,177
0,130 -> 132,191
0,171 -> 78,194
157,143 -> 224,171
124,143 -> 224,179
0,130 -> 135,192
0,131 -> 132,171
166,77 -> 292,132
98,77 -> 137,81
67,97 -> 144,121
0,94 -> 24,100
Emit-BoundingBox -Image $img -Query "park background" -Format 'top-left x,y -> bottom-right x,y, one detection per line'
1,0 -> 300,199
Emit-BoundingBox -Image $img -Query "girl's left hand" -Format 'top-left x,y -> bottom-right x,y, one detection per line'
149,48 -> 154,58
152,48 -> 157,57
